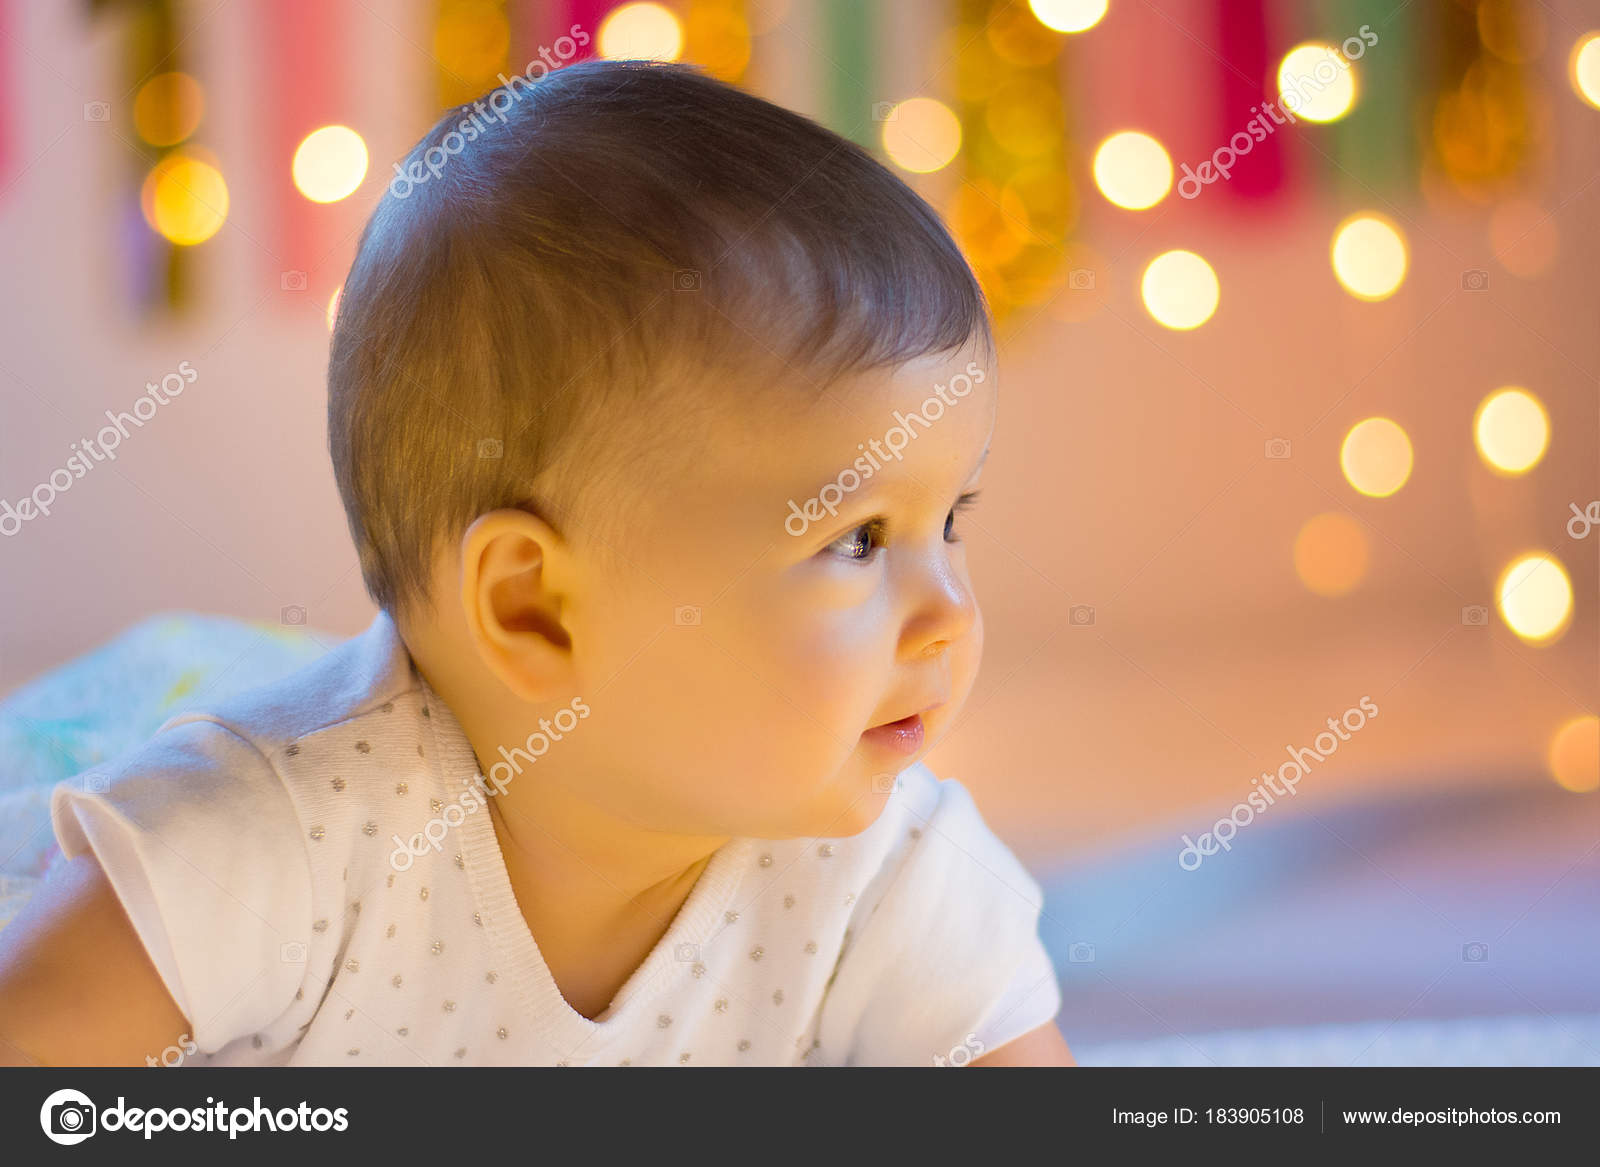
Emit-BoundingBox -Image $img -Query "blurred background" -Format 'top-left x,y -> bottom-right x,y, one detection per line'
0,0 -> 1596,1063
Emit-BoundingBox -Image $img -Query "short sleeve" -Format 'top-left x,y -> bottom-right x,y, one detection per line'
815,776 -> 1061,1066
48,715 -> 313,1054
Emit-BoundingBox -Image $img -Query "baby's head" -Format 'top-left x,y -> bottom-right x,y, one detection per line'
329,60 -> 996,841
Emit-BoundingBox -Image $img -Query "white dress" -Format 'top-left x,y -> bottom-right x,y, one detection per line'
49,611 -> 1060,1066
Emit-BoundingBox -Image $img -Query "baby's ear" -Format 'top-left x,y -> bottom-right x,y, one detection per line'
460,509 -> 577,702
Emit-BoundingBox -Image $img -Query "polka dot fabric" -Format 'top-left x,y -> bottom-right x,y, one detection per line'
49,612 -> 1059,1065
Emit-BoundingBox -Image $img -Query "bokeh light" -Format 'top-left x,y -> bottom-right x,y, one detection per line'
292,126 -> 368,204
133,72 -> 205,147
1547,715 -> 1600,793
326,285 -> 343,332
1496,552 -> 1573,644
882,97 -> 962,174
985,78 -> 1064,157
1331,214 -> 1408,300
1092,131 -> 1173,210
433,0 -> 511,86
599,2 -> 684,62
1140,250 -> 1219,330
1340,417 -> 1413,498
1570,32 -> 1600,109
1277,43 -> 1356,123
1027,0 -> 1108,34
1473,387 -> 1549,475
1294,512 -> 1370,597
141,154 -> 229,245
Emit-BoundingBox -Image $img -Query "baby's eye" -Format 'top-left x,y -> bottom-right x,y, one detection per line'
945,490 -> 982,543
828,519 -> 887,562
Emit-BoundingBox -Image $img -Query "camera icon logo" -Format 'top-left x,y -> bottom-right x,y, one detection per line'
674,942 -> 699,962
281,604 -> 307,626
1069,604 -> 1095,627
1461,605 -> 1488,627
40,1088 -> 97,1145
1068,268 -> 1096,291
280,270 -> 308,292
1462,941 -> 1489,962
83,102 -> 110,122
673,269 -> 702,292
1264,437 -> 1292,459
476,437 -> 503,459
872,101 -> 897,121
82,770 -> 109,794
674,605 -> 701,626
1461,269 -> 1489,291
1068,941 -> 1096,963
281,940 -> 308,963
871,774 -> 898,794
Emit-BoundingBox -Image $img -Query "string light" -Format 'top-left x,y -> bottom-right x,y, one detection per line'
1340,417 -> 1413,498
1496,552 -> 1573,644
1571,32 -> 1600,108
1294,513 -> 1370,597
1547,715 -> 1599,793
1027,0 -> 1107,35
1092,131 -> 1172,210
599,2 -> 684,61
133,72 -> 204,147
1331,213 -> 1407,300
1473,387 -> 1549,475
142,153 -> 229,245
1277,43 -> 1357,123
1140,250 -> 1219,330
882,98 -> 962,174
293,126 -> 368,204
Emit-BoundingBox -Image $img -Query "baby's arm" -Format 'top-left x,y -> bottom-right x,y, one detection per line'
971,1020 -> 1077,1066
0,852 -> 191,1066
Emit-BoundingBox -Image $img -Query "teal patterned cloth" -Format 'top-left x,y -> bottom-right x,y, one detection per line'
0,612 -> 334,926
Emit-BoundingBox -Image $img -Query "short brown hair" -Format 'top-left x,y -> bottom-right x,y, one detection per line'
329,59 -> 991,618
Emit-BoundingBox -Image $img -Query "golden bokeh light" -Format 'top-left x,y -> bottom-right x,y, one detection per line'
1473,387 -> 1549,475
1331,213 -> 1408,300
327,285 -> 343,332
882,97 -> 962,174
141,154 -> 229,246
1092,131 -> 1172,210
292,126 -> 368,204
1277,43 -> 1357,123
433,0 -> 510,85
985,78 -> 1065,158
1140,250 -> 1219,330
598,2 -> 684,61
133,72 -> 205,147
1570,32 -> 1600,108
1547,715 -> 1599,793
1294,512 -> 1370,597
1496,552 -> 1573,644
1027,0 -> 1108,34
1340,417 -> 1413,498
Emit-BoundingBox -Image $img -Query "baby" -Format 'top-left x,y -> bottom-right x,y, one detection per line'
0,60 -> 1070,1068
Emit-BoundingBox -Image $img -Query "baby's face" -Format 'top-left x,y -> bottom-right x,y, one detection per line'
563,342 -> 995,840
